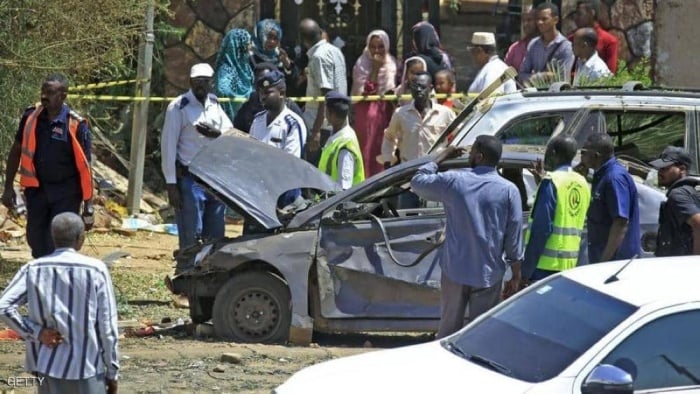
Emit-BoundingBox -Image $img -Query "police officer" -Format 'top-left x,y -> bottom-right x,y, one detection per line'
161,63 -> 233,263
523,136 -> 591,282
650,147 -> 700,256
2,74 -> 94,258
318,91 -> 364,190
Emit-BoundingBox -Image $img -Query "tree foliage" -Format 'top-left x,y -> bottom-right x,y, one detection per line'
0,0 -> 163,160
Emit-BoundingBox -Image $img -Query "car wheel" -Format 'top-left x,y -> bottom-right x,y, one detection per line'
212,271 -> 291,343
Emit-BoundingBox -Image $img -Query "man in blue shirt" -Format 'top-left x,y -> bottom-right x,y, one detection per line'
580,133 -> 641,263
523,136 -> 590,282
411,136 -> 523,339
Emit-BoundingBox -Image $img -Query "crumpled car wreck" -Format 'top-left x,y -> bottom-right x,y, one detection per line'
168,135 -> 664,345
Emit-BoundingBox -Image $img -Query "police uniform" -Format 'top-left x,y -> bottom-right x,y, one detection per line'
249,70 -> 307,158
14,103 -> 92,258
249,70 -> 307,210
161,63 -> 233,252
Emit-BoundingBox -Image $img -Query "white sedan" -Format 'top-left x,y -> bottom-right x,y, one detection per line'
276,256 -> 700,393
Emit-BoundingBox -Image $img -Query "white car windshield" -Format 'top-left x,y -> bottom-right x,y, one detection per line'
445,276 -> 637,383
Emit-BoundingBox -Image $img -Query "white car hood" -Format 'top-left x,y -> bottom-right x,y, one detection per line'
276,340 -> 533,394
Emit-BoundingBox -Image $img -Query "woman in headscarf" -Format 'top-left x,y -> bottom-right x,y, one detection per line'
214,28 -> 254,121
251,19 -> 299,93
410,21 -> 453,81
351,30 -> 398,177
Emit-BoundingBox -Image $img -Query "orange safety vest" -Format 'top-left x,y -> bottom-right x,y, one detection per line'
18,105 -> 93,201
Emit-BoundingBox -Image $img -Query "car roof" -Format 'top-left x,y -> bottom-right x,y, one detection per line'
559,256 -> 700,307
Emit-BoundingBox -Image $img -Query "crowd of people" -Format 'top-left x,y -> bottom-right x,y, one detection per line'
0,1 -> 699,390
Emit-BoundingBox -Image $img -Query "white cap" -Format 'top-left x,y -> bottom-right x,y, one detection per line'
470,32 -> 496,46
190,63 -> 214,78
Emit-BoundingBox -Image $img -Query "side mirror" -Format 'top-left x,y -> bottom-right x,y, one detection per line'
581,364 -> 634,394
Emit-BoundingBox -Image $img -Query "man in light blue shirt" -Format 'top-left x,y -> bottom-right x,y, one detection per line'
411,136 -> 523,338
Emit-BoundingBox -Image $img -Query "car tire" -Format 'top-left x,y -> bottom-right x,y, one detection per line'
212,271 -> 291,344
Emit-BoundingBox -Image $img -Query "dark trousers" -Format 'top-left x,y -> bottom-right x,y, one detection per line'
25,189 -> 81,258
38,373 -> 106,394
436,272 -> 502,339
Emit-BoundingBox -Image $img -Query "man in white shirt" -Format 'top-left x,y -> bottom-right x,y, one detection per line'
161,63 -> 233,263
250,69 -> 308,207
318,91 -> 364,190
468,32 -> 516,94
572,27 -> 612,86
382,72 -> 455,208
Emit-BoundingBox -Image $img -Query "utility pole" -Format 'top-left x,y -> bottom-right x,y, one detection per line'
127,1 -> 155,214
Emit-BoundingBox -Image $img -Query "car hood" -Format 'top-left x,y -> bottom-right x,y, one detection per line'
275,341 -> 532,394
188,134 -> 338,229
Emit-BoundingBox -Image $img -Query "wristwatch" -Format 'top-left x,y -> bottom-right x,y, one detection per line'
83,205 -> 94,216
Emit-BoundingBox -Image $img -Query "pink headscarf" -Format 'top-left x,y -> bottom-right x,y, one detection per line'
394,56 -> 428,101
351,30 -> 398,96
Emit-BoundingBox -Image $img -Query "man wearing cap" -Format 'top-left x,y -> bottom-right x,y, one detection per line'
161,63 -> 233,264
650,147 -> 700,256
468,32 -> 516,94
250,69 -> 307,207
319,91 -> 364,190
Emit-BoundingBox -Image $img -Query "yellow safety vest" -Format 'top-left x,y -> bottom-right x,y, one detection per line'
525,169 -> 591,272
318,127 -> 365,186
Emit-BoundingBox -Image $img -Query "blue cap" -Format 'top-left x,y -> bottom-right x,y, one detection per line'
256,69 -> 286,89
325,91 -> 350,105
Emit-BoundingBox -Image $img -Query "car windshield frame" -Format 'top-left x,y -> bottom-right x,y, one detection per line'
446,276 -> 638,383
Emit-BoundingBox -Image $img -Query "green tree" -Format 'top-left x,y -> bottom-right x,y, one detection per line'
0,0 -> 165,161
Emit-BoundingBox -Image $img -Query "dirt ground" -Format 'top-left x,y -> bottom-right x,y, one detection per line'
0,227 -> 431,393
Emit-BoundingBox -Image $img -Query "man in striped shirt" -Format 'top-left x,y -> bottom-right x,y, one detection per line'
0,212 -> 119,393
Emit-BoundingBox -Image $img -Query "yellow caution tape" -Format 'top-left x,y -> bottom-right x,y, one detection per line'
67,92 -> 479,103
71,79 -> 149,91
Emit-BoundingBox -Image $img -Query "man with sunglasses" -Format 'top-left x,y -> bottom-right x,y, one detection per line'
580,133 -> 641,263
650,147 -> 700,256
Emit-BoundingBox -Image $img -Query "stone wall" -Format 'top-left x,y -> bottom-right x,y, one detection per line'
163,0 -> 256,96
560,0 -> 654,68
654,1 -> 700,88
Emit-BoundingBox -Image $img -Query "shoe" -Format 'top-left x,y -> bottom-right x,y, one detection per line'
171,294 -> 190,309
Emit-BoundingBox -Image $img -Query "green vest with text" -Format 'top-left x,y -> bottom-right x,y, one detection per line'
525,169 -> 591,272
318,128 -> 365,186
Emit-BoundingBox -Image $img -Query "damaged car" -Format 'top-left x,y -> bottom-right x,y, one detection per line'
167,135 -> 665,344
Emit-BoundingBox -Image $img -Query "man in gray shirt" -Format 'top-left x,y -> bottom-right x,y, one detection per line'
411,137 -> 523,339
519,2 -> 575,85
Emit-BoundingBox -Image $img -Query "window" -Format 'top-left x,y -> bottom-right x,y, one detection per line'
497,112 -> 575,146
601,310 -> 700,391
448,277 -> 636,383
605,111 -> 686,162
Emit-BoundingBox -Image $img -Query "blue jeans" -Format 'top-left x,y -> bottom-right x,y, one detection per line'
176,173 -> 225,250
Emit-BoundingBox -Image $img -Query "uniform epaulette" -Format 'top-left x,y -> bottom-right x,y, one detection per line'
253,110 -> 266,118
179,96 -> 190,109
68,109 -> 85,122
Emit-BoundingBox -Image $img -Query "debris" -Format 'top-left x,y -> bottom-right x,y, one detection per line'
363,340 -> 373,348
112,228 -> 137,237
122,355 -> 131,360
279,358 -> 289,363
309,343 -> 320,348
0,328 -> 21,340
212,364 -> 226,373
220,353 -> 243,364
